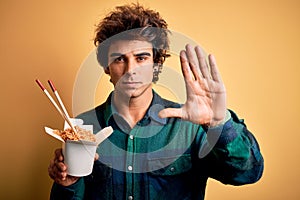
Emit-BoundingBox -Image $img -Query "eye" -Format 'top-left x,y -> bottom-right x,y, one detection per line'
113,56 -> 125,63
137,56 -> 148,62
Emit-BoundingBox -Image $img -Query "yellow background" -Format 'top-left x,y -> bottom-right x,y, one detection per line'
1,0 -> 299,199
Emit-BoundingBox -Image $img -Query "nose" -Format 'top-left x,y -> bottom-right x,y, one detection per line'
125,59 -> 138,74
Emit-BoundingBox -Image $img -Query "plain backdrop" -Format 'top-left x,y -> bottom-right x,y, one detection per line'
1,0 -> 299,199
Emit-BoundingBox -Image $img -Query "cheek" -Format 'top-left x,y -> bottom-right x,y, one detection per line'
139,65 -> 154,82
109,70 -> 123,85
110,74 -> 122,84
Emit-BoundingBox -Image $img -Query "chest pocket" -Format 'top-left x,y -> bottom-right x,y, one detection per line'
147,155 -> 193,200
148,154 -> 192,175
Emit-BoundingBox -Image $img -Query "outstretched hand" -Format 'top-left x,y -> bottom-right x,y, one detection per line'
158,44 -> 227,126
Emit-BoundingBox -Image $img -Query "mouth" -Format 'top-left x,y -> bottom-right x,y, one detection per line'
122,81 -> 142,84
121,81 -> 143,88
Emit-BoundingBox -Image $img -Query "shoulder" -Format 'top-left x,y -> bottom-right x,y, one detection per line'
77,100 -> 107,117
76,94 -> 111,128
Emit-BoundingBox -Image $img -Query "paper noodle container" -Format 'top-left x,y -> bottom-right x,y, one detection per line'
44,118 -> 113,177
62,139 -> 97,176
62,118 -> 97,176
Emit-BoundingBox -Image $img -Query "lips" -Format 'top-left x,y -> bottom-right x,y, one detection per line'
122,81 -> 142,84
120,81 -> 143,88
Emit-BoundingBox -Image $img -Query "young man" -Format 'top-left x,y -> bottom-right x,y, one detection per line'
48,4 -> 263,200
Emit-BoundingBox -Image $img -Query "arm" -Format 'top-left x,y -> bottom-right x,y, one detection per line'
50,178 -> 85,200
201,110 -> 264,185
158,44 -> 263,184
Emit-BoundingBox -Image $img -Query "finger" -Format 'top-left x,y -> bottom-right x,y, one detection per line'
195,46 -> 210,79
180,50 -> 194,82
94,153 -> 99,161
55,159 -> 67,172
48,159 -> 67,181
53,163 -> 67,180
54,148 -> 64,162
208,54 -> 222,82
158,108 -> 182,119
185,44 -> 202,80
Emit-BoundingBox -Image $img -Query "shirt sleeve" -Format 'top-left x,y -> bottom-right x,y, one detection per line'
197,109 -> 264,185
50,178 -> 85,200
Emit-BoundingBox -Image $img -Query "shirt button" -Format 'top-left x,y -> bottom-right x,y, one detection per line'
129,135 -> 134,140
128,196 -> 133,200
128,165 -> 133,171
170,167 -> 175,172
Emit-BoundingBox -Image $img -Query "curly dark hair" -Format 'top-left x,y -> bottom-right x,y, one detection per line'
94,3 -> 170,82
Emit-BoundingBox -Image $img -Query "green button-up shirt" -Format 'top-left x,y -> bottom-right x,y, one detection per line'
50,90 -> 263,200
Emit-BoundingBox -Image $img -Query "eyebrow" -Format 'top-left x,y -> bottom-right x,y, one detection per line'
109,53 -> 124,57
134,52 -> 151,57
109,52 -> 151,57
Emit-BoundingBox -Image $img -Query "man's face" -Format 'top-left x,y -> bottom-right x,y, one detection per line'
106,40 -> 154,98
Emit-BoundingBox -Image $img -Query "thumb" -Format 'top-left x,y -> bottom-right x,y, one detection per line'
94,153 -> 99,161
158,108 -> 183,119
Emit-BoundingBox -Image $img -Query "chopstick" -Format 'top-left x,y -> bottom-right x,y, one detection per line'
48,80 -> 70,119
35,79 -> 78,134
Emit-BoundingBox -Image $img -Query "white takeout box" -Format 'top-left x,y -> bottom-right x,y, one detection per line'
45,118 -> 113,177
63,139 -> 97,176
62,119 -> 96,176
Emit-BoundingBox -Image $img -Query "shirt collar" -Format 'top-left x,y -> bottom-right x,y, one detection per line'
103,90 -> 167,128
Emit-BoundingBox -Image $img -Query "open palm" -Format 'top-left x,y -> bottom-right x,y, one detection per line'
159,44 -> 227,126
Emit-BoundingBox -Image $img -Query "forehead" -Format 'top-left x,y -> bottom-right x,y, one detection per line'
108,40 -> 153,55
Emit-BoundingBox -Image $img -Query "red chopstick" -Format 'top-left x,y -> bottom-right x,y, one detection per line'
35,79 -> 77,134
48,80 -> 70,119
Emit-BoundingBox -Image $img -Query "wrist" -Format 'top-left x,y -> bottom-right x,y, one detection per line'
209,110 -> 231,128
55,176 -> 80,187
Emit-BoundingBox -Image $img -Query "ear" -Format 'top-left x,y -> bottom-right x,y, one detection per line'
104,67 -> 110,74
153,65 -> 159,73
152,64 -> 160,83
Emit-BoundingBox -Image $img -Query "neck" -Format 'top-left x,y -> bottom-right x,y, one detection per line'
113,87 -> 153,127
